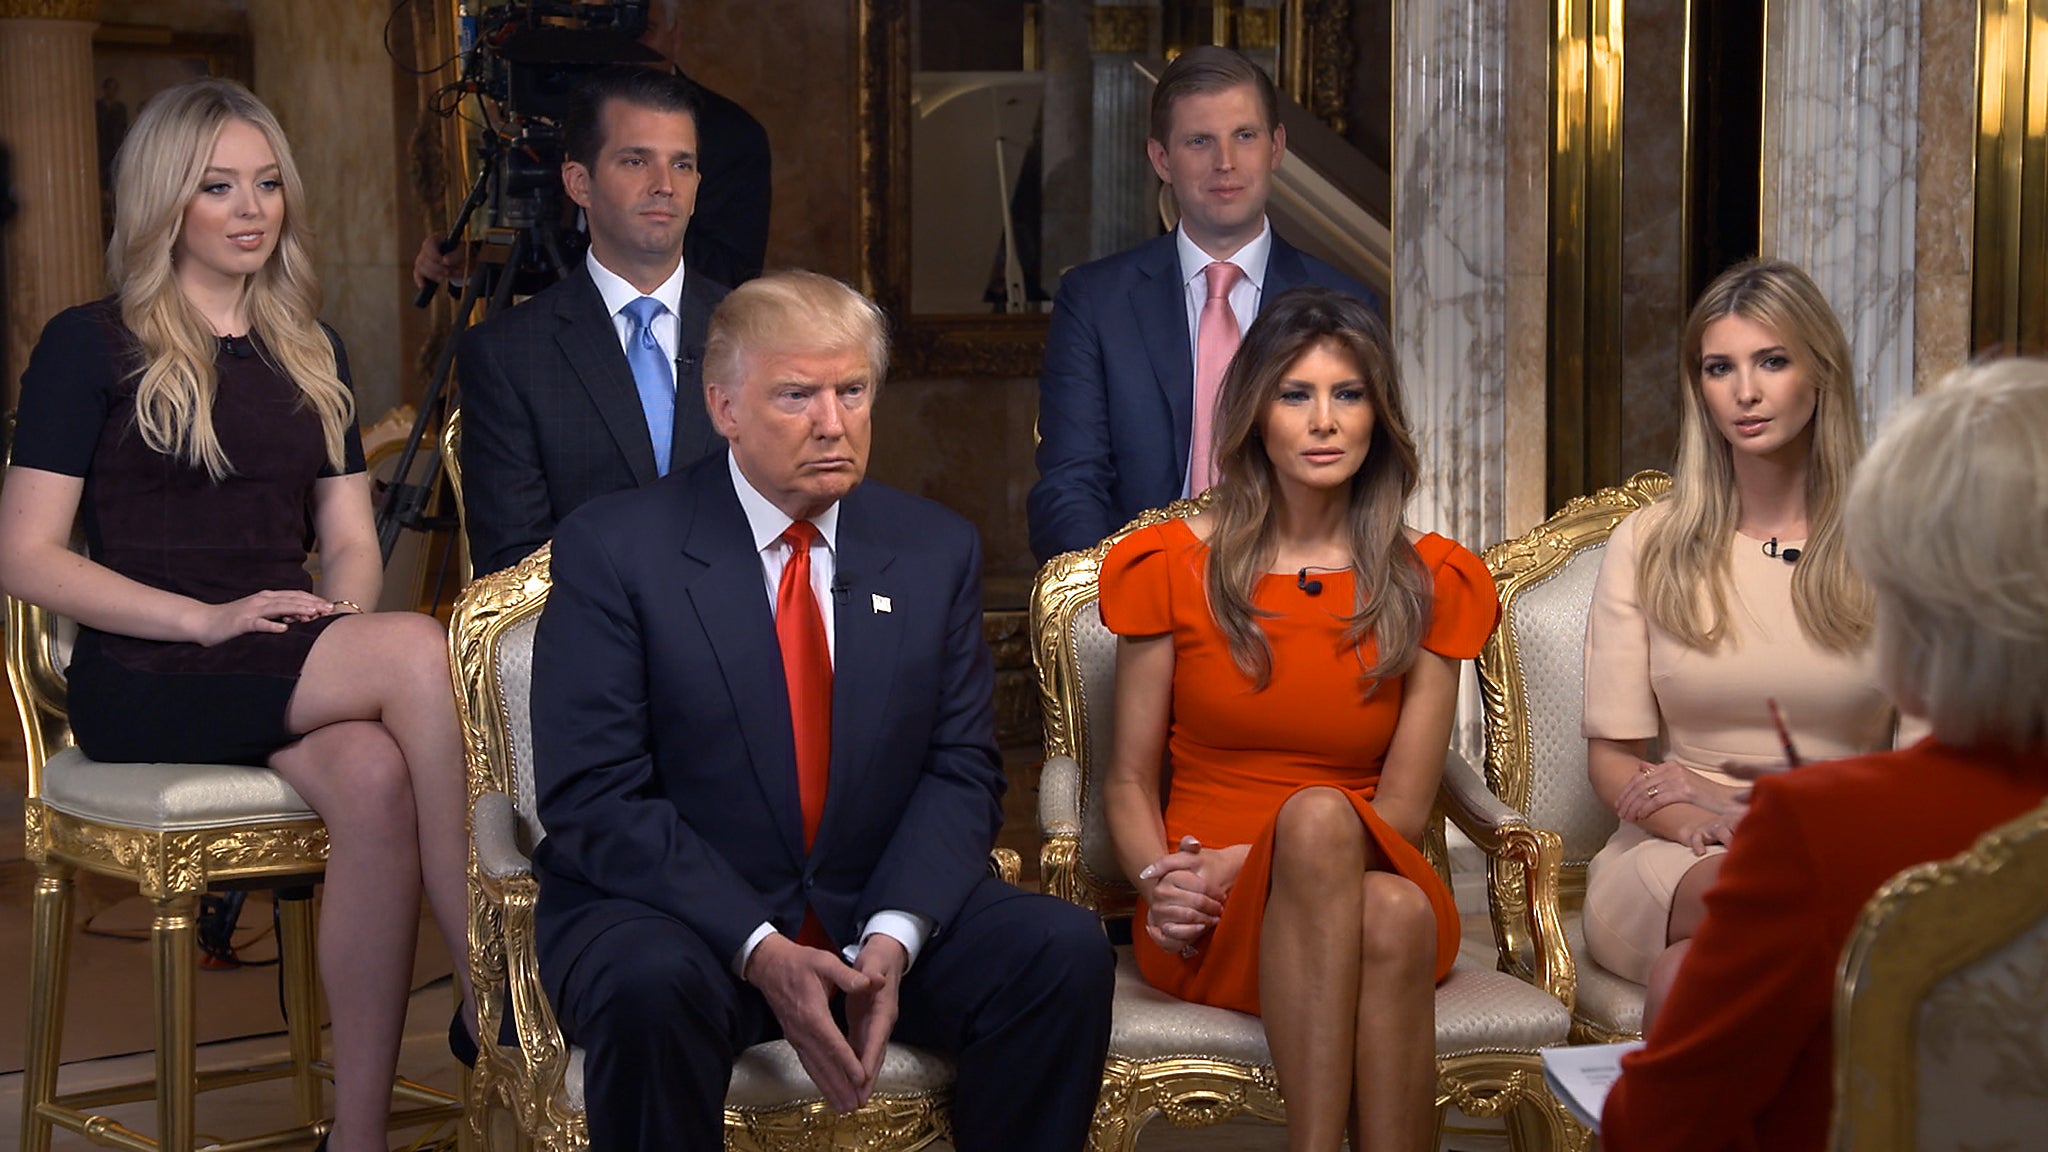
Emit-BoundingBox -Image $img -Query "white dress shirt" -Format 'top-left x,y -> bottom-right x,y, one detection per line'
726,454 -> 935,977
585,249 -> 688,386
1174,219 -> 1272,497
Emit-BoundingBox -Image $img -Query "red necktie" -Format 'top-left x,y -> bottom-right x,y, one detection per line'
1189,260 -> 1245,495
776,522 -> 834,949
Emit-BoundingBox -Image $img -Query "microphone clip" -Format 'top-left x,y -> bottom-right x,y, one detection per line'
1762,537 -> 1801,564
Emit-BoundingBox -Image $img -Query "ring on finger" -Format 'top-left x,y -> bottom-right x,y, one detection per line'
1647,784 -> 1661,798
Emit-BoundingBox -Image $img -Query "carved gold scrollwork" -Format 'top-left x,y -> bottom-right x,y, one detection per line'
1090,7 -> 1152,54
726,1094 -> 951,1152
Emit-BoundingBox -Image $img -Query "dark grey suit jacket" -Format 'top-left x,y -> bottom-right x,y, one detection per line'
457,262 -> 728,574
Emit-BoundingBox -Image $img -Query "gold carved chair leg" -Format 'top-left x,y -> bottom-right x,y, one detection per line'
151,892 -> 202,1150
20,861 -> 75,1152
279,886 -> 325,1124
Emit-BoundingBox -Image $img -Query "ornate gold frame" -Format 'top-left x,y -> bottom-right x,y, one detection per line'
450,547 -> 1014,1150
1477,470 -> 1669,1042
1032,499 -> 1587,1151
1831,800 -> 2048,1150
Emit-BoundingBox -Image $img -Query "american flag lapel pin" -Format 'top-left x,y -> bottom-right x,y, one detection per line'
872,593 -> 892,614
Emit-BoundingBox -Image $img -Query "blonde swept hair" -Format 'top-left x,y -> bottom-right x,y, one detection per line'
703,270 -> 890,394
1635,259 -> 1872,652
108,77 -> 352,480
1203,287 -> 1427,692
1847,360 -> 2048,750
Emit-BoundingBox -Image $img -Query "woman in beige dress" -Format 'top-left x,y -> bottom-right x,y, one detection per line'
1580,260 -> 1908,1021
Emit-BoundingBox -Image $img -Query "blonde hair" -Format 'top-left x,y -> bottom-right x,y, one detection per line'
108,77 -> 351,480
1847,360 -> 2048,750
703,270 -> 890,392
1636,259 -> 1872,651
1204,287 -> 1427,691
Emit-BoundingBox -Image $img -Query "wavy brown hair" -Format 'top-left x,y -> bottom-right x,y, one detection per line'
1635,259 -> 1871,652
1202,287 -> 1427,691
108,77 -> 351,480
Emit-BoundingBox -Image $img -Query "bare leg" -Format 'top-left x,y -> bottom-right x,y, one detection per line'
1348,872 -> 1437,1152
1641,856 -> 1724,1032
1642,938 -> 1693,1032
269,721 -> 420,1152
1260,787 -> 1368,1152
286,613 -> 476,1029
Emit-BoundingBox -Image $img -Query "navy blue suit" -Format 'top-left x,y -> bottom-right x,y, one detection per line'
531,451 -> 1113,1151
1027,230 -> 1381,562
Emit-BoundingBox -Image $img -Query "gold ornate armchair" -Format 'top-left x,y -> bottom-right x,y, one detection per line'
1475,471 -> 1670,1042
1031,497 -> 1586,1152
1831,800 -> 2048,1151
5,594 -> 459,1150
451,544 -> 1015,1151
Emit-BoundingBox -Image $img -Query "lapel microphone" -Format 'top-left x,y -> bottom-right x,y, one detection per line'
1296,568 -> 1323,596
219,334 -> 252,359
1762,537 -> 1801,564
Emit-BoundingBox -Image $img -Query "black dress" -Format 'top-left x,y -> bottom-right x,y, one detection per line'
11,298 -> 367,766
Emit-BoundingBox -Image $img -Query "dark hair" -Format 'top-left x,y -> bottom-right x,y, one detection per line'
1204,287 -> 1427,691
1149,45 -> 1281,144
563,65 -> 702,170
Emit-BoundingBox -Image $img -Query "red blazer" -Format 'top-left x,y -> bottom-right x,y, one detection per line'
1602,739 -> 2048,1152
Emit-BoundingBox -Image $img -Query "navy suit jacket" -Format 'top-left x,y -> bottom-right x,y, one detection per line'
1027,230 -> 1381,562
530,451 -> 1007,993
457,262 -> 729,575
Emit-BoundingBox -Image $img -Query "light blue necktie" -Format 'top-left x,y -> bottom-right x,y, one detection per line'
622,295 -> 675,477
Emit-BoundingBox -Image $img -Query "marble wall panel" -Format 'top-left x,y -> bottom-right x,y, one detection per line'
1914,0 -> 1976,391
1762,0 -> 1920,434
1502,0 -> 1548,536
1618,0 -> 1685,478
647,0 -> 854,279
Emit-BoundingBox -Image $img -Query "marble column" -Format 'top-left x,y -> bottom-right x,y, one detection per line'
1761,1 -> 1920,431
1393,0 -> 1508,757
1089,0 -> 1158,264
0,1 -> 102,412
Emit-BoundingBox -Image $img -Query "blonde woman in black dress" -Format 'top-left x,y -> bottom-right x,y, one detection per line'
0,79 -> 473,1152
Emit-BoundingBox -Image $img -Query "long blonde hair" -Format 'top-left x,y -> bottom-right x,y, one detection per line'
1636,259 -> 1871,651
1204,287 -> 1428,691
107,77 -> 351,480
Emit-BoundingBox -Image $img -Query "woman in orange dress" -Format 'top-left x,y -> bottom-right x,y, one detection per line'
1099,286 -> 1499,1152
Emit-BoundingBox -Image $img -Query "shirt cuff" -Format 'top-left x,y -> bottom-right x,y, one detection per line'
842,910 -> 934,971
732,920 -> 779,978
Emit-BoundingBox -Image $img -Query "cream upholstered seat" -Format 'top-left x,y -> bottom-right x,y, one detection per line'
451,544 -> 1003,1151
1832,800 -> 2048,1151
1031,496 -> 1585,1152
6,597 -> 461,1151
1474,471 -> 1670,1042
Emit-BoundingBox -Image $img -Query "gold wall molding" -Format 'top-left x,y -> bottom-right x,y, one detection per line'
0,0 -> 98,18
1972,0 -> 2047,356
1090,5 -> 1152,54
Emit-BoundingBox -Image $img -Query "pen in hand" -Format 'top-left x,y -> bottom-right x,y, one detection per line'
1766,698 -> 1804,767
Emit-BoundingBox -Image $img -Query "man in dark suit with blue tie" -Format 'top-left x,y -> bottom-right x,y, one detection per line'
458,66 -> 730,575
530,271 -> 1116,1151
1027,46 -> 1382,562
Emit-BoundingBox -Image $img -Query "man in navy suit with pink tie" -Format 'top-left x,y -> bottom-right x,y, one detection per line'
529,270 -> 1114,1151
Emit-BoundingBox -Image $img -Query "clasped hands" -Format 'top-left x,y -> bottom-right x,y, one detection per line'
743,931 -> 907,1114
1136,835 -> 1250,957
1618,758 -> 1786,855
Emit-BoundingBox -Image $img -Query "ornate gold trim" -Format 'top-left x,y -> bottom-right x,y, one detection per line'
725,1093 -> 952,1151
0,0 -> 99,18
1091,6 -> 1152,54
1831,799 -> 2048,1150
1280,0 -> 1354,135
1476,470 -> 1666,999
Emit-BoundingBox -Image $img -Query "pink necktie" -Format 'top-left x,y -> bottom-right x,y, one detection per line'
1190,261 -> 1244,495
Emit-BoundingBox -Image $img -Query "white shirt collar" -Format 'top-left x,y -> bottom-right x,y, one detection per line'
727,451 -> 841,556
586,248 -> 688,320
1175,219 -> 1272,291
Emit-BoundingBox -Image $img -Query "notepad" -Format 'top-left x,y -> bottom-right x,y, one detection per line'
1542,1041 -> 1644,1133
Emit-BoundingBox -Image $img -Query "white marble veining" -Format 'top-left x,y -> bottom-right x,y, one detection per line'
1762,0 -> 1921,435
1394,0 -> 1509,757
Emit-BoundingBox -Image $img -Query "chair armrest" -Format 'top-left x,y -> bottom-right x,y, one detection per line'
1038,755 -> 1085,905
988,848 -> 1021,884
472,791 -> 532,883
1438,751 -> 1577,1012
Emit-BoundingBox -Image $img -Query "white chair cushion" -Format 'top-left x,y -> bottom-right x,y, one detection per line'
37,746 -> 314,830
1105,945 -> 1570,1066
1564,914 -> 1644,1037
1505,543 -> 1619,864
558,1040 -> 955,1112
495,614 -> 547,853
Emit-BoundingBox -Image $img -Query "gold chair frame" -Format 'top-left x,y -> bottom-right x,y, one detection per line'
451,544 -> 1019,1151
1476,471 -> 1669,1042
1831,799 -> 2048,1150
6,592 -> 460,1150
1031,497 -> 1588,1152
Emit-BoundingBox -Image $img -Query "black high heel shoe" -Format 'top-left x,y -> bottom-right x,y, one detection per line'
449,1011 -> 479,1069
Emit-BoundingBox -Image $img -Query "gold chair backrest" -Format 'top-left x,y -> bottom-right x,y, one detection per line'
450,540 -> 553,852
1831,799 -> 2048,1152
5,591 -> 78,797
1476,471 -> 1667,969
441,406 -> 466,545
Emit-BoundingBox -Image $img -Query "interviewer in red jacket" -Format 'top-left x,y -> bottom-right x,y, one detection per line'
1601,358 -> 2048,1152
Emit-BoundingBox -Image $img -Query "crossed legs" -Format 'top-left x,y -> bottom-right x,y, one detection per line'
1259,786 -> 1437,1152
1643,854 -> 1725,1029
270,612 -> 475,1152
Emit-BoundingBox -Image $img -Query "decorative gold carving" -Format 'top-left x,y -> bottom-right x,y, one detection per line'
1297,0 -> 1353,134
1041,832 -> 1083,906
1832,800 -> 2048,1150
1090,6 -> 1152,54
0,0 -> 99,19
726,1094 -> 952,1151
1234,7 -> 1279,50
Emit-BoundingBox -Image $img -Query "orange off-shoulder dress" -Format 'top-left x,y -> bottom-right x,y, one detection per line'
1098,519 -> 1501,1016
